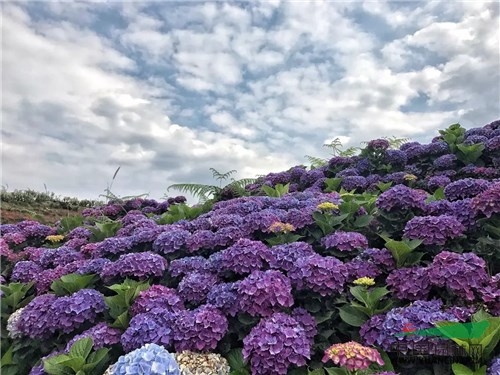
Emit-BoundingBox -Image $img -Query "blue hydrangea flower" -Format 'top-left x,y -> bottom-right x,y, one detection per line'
112,343 -> 180,375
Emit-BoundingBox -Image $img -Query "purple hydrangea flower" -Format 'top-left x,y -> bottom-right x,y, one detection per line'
290,308 -> 317,345
433,154 -> 457,170
444,178 -> 491,201
360,300 -> 458,354
238,270 -> 294,317
173,305 -> 228,352
385,150 -> 407,168
376,185 -> 428,212
100,252 -> 167,282
121,308 -> 176,352
284,207 -> 316,229
341,176 -> 368,191
207,282 -> 241,317
322,231 -> 368,252
131,285 -> 185,316
265,242 -> 316,272
217,238 -> 270,275
300,168 -> 326,186
345,259 -> 382,281
488,357 -> 500,375
177,272 -> 219,305
427,175 -> 451,191
386,267 -> 431,301
168,256 -> 210,278
288,254 -> 348,297
152,228 -> 192,254
93,237 -> 135,258
66,227 -> 92,240
486,136 -> 500,151
185,230 -> 217,252
243,312 -> 311,375
471,182 -> 500,218
428,251 -> 490,301
75,258 -> 111,275
39,246 -> 84,268
403,215 -> 465,245
11,260 -> 44,283
65,322 -> 121,351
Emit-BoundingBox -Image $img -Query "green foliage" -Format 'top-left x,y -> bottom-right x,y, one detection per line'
0,282 -> 34,315
376,182 -> 393,193
104,279 -> 150,329
324,178 -> 342,193
425,187 -> 446,203
86,219 -> 122,242
339,285 -> 393,327
261,183 -> 290,197
1,340 -> 46,375
43,337 -> 110,375
380,235 -> 423,268
451,363 -> 487,375
305,137 -> 360,169
439,123 -> 485,165
167,168 -> 256,203
153,202 -> 213,224
439,123 -> 466,153
226,348 -> 250,375
456,143 -> 485,164
57,216 -> 85,235
50,274 -> 99,296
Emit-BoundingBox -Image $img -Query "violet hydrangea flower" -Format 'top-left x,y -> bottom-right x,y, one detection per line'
173,304 -> 228,352
322,231 -> 368,252
376,185 -> 427,212
403,215 -> 465,245
243,312 -> 311,375
100,252 -> 167,282
207,282 -> 241,317
265,242 -> 316,272
217,238 -> 270,275
121,308 -> 176,352
65,322 -> 121,351
238,270 -> 294,317
386,267 -> 431,301
444,178 -> 491,201
168,256 -> 210,278
288,254 -> 348,297
471,182 -> 500,218
152,228 -> 192,254
177,271 -> 219,305
130,285 -> 185,316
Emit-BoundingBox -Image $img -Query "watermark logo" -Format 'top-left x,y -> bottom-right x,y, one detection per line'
395,320 -> 489,339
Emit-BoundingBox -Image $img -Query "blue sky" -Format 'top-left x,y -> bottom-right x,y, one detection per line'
2,1 -> 499,202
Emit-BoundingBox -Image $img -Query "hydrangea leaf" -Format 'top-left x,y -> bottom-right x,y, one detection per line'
69,338 -> 93,361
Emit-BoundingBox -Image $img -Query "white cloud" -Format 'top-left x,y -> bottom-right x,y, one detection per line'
1,1 -> 499,203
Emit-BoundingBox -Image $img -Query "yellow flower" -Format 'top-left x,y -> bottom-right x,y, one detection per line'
46,235 -> 65,243
404,174 -> 417,181
353,277 -> 375,286
317,202 -> 339,211
269,221 -> 295,233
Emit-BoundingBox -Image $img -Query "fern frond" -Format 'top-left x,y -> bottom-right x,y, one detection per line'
209,168 -> 237,182
228,178 -> 257,189
339,147 -> 360,157
383,136 -> 411,149
305,155 -> 328,167
167,183 -> 219,200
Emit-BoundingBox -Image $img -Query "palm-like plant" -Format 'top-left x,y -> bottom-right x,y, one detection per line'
167,168 -> 256,203
305,137 -> 360,168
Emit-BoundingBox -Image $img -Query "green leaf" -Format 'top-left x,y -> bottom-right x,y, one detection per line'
237,313 -> 258,326
226,348 -> 247,371
349,286 -> 369,306
315,311 -> 334,324
338,305 -> 368,327
324,368 -> 349,375
353,215 -> 373,228
403,251 -> 425,266
0,346 -> 14,366
58,357 -> 85,372
324,178 -> 342,193
307,369 -> 325,375
84,348 -> 109,369
377,348 -> 394,371
367,287 -> 391,307
69,337 -> 93,361
451,363 -> 474,375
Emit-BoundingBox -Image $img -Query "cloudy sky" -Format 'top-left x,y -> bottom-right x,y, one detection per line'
2,1 -> 499,203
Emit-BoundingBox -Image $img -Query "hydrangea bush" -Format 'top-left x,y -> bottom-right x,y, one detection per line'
1,120 -> 500,375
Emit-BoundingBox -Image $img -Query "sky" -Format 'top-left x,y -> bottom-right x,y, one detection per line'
2,1 -> 499,203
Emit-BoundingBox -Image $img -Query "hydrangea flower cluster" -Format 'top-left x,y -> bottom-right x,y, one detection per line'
65,322 -> 121,351
174,352 -> 230,375
243,312 -> 311,375
153,228 -> 192,254
360,300 -> 458,354
100,252 -> 167,281
238,270 -> 294,317
471,182 -> 500,217
387,267 -> 431,301
6,307 -> 25,339
207,282 -> 241,317
288,255 -> 348,296
428,251 -> 490,301
376,184 -> 427,212
130,285 -> 185,316
403,215 -> 465,245
169,256 -> 210,277
173,305 -> 228,352
322,341 -> 384,371
444,178 -> 491,201
321,231 -> 368,251
487,356 -> 500,375
177,271 -> 219,305
111,343 -> 180,375
217,238 -> 270,275
121,308 -> 176,352
265,242 -> 316,272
